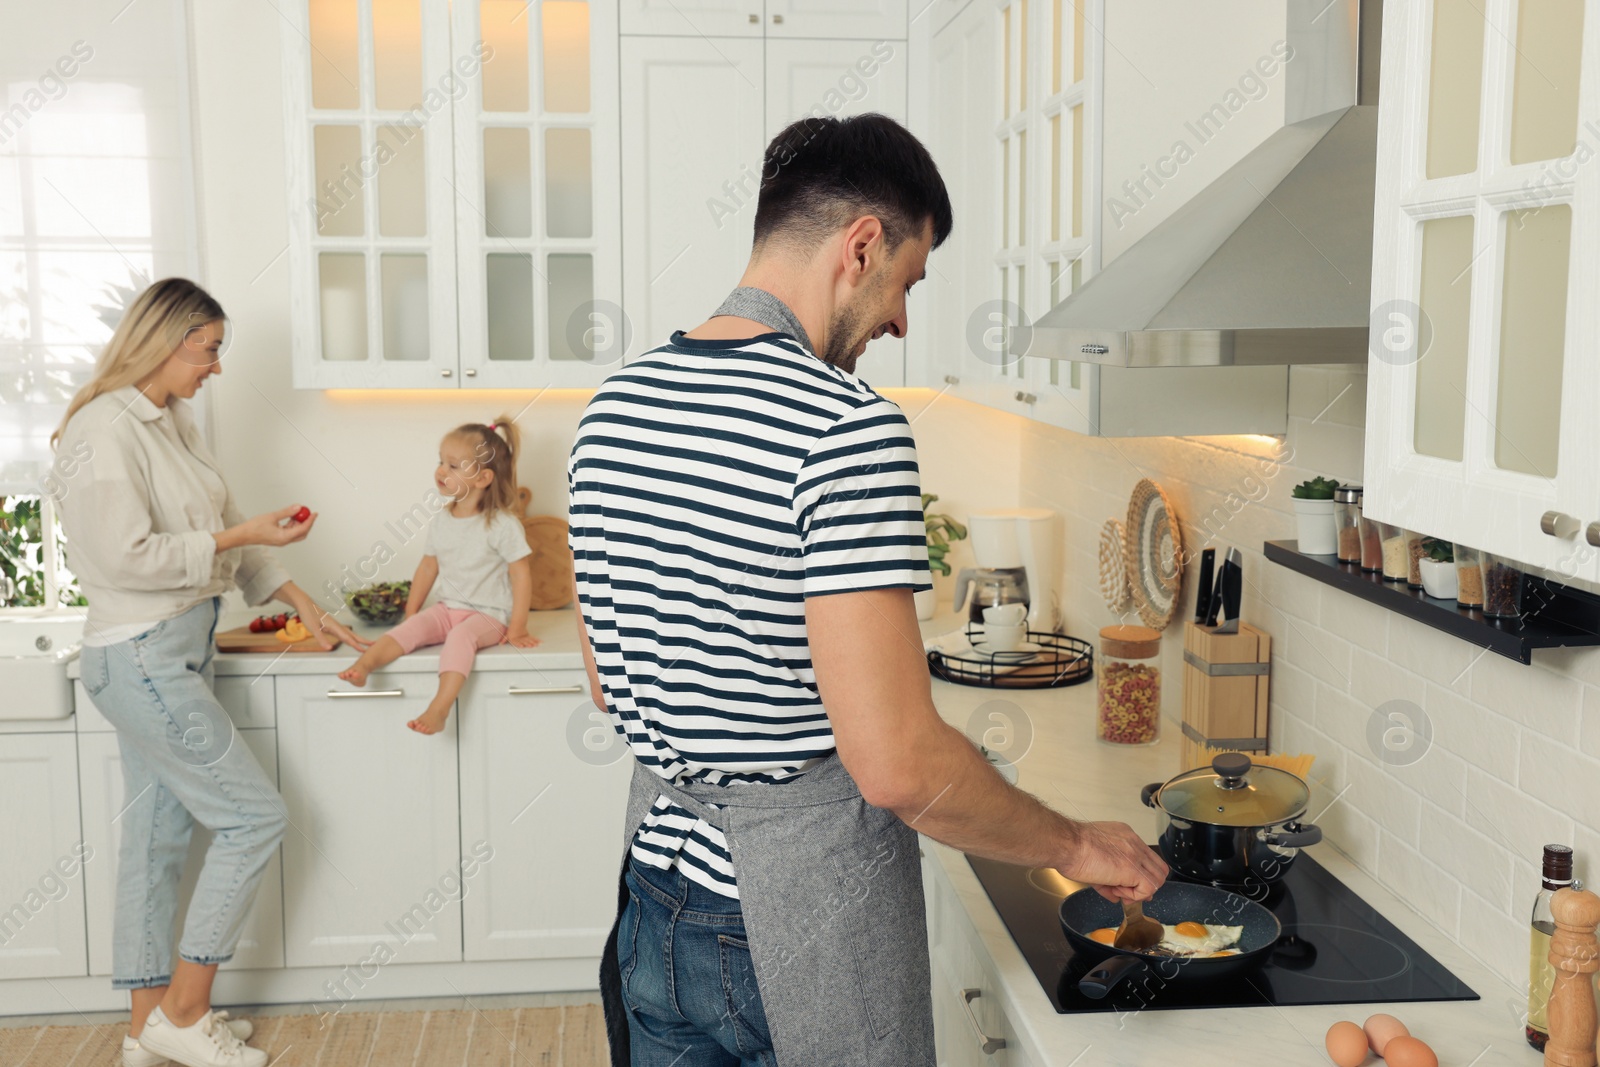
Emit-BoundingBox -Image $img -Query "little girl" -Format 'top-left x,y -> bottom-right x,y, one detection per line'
338,416 -> 540,732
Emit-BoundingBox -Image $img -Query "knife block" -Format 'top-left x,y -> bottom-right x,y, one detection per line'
1180,621 -> 1271,771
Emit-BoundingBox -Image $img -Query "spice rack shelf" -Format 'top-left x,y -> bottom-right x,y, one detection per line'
1263,540 -> 1600,664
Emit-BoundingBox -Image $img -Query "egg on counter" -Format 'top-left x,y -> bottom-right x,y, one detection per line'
1324,1021 -> 1369,1067
1362,1013 -> 1409,1055
1381,1035 -> 1438,1067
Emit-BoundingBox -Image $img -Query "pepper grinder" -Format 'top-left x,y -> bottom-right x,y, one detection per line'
1544,886 -> 1600,1067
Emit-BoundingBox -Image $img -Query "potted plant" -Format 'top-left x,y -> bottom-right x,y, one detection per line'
1290,476 -> 1340,556
1418,538 -> 1458,600
921,494 -> 968,621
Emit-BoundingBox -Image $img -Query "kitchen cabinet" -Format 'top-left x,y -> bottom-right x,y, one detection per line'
457,669 -> 630,961
281,0 -> 619,389
923,846 -> 1039,1067
78,728 -> 284,976
0,732 -> 87,980
620,1 -> 907,39
620,19 -> 914,387
275,674 -> 462,966
1365,0 -> 1600,579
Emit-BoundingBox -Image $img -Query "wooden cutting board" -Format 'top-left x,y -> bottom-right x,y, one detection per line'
522,515 -> 574,611
215,625 -> 342,654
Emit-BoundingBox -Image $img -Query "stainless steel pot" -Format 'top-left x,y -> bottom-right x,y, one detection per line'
1140,753 -> 1322,887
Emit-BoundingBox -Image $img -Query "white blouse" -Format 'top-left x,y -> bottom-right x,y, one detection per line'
55,386 -> 291,646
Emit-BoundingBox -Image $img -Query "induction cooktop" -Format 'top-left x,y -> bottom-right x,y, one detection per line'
966,850 -> 1480,1013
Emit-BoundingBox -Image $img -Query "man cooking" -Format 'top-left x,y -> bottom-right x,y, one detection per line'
569,113 -> 1167,1067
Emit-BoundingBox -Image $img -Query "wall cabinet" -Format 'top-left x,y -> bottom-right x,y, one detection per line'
620,24 -> 914,387
0,732 -> 87,980
282,0 -> 619,389
1365,0 -> 1600,578
620,1 -> 907,40
275,674 -> 462,966
457,669 -> 630,961
78,728 -> 285,976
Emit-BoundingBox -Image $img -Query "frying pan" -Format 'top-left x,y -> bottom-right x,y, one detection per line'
1058,880 -> 1282,998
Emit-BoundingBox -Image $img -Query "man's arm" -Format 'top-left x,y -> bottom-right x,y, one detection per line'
809,586 -> 1167,901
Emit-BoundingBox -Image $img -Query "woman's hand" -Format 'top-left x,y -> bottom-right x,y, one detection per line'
216,506 -> 315,551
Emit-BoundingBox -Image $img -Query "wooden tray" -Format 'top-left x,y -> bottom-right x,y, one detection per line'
215,625 -> 342,654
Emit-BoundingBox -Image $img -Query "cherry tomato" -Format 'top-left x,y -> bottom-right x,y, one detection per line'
292,506 -> 311,523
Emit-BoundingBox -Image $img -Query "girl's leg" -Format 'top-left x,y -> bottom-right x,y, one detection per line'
339,603 -> 450,685
407,610 -> 506,734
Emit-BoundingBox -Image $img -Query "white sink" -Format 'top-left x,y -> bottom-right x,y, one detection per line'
0,610 -> 86,720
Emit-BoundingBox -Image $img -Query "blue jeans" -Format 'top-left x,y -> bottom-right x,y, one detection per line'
619,857 -> 777,1067
79,598 -> 287,990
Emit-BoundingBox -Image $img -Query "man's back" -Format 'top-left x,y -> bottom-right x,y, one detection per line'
567,329 -> 929,897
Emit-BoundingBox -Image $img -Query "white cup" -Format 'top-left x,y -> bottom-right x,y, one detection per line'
982,603 -> 1027,627
983,622 -> 1027,652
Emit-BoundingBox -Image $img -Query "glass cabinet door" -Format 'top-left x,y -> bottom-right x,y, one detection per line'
1366,0 -> 1597,579
289,0 -> 458,388
453,0 -> 621,387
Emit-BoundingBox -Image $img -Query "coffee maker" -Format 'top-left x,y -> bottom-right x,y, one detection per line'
953,509 -> 1059,632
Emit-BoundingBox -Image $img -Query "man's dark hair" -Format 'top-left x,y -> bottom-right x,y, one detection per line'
752,113 -> 953,255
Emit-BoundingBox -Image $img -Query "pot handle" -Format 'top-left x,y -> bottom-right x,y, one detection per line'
1079,954 -> 1148,1000
1263,822 -> 1323,848
1140,782 -> 1162,809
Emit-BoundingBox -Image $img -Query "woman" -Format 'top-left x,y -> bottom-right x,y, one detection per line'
53,278 -> 366,1067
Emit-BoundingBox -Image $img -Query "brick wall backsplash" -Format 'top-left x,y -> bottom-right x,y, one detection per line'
1011,363 -> 1600,997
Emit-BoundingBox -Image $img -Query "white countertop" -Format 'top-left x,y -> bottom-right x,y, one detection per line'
919,640 -> 1528,1067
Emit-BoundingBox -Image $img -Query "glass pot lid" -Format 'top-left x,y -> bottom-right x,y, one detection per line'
1153,753 -> 1309,826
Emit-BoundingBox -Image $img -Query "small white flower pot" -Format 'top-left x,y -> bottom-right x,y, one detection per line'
1419,558 -> 1458,600
1292,498 -> 1338,556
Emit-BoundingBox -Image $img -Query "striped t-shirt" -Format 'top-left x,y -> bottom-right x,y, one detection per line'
568,331 -> 931,898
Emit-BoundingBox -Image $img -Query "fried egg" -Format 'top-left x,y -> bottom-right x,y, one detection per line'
1158,921 -> 1243,956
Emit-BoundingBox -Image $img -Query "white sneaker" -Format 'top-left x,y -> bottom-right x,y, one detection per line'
122,1015 -> 254,1067
136,1007 -> 266,1067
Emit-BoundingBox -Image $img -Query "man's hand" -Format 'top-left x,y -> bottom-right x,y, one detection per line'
1056,820 -> 1168,902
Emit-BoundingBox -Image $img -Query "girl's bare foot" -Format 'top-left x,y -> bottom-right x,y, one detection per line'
338,662 -> 370,686
407,705 -> 449,734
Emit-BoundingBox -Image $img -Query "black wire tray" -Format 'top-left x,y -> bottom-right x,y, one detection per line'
927,626 -> 1095,689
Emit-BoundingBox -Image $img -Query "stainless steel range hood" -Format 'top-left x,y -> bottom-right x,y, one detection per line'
1032,103 -> 1376,368
1033,0 -> 1382,369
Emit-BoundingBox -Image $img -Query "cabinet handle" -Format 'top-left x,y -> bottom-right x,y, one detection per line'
465,368 -> 477,377
1014,391 -> 1037,404
943,374 -> 960,385
1541,510 -> 1578,538
958,988 -> 1007,1055
507,685 -> 585,695
1586,522 -> 1600,548
748,12 -> 758,21
326,688 -> 405,698
771,12 -> 783,21
440,368 -> 453,378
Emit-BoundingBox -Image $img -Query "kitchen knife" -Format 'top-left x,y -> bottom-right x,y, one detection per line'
1215,548 -> 1243,634
1194,548 -> 1216,624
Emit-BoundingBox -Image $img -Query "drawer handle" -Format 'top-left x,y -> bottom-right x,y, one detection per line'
959,988 -> 1007,1055
507,685 -> 585,695
326,688 -> 405,698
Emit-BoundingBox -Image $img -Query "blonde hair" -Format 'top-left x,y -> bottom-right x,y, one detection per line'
52,278 -> 226,446
449,415 -> 522,521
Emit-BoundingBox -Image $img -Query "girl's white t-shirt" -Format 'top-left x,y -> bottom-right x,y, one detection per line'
422,508 -> 532,623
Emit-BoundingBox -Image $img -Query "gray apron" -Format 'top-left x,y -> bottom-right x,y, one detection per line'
597,288 -> 934,1065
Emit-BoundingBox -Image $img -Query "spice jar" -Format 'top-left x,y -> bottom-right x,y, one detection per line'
1406,531 -> 1427,589
1098,625 -> 1161,746
1455,545 -> 1484,609
1359,514 -> 1384,572
1334,486 -> 1363,565
1380,523 -> 1410,583
1483,553 -> 1525,618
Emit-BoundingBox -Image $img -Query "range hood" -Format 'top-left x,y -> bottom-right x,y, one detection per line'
1032,103 -> 1376,368
1033,0 -> 1381,369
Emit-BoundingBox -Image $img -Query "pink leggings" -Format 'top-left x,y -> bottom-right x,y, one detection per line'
385,603 -> 506,676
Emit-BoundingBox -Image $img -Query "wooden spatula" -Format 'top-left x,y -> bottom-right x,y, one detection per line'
1114,898 -> 1164,952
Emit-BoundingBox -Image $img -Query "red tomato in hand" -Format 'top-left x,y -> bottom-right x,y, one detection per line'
292,506 -> 311,523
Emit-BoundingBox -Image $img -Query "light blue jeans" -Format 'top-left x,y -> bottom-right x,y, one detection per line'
79,598 -> 287,990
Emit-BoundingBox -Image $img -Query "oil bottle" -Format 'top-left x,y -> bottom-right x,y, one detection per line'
1526,843 -> 1573,1050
